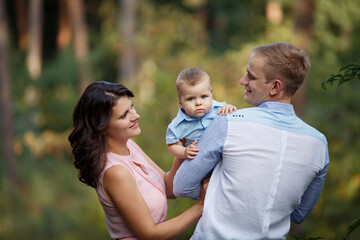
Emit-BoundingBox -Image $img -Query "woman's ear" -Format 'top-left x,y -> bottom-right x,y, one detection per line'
270,79 -> 283,96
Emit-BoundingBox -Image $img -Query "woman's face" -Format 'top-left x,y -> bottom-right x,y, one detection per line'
106,96 -> 141,145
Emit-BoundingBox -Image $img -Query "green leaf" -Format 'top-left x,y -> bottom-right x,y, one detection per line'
322,63 -> 360,89
347,217 -> 360,236
287,234 -> 305,240
287,234 -> 323,240
339,63 -> 360,73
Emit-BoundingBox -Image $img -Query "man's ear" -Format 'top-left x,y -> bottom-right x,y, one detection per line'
177,98 -> 183,109
270,79 -> 282,96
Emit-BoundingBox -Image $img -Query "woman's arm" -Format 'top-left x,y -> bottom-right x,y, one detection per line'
103,165 -> 205,240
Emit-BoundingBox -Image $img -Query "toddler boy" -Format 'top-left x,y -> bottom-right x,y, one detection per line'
166,67 -> 236,159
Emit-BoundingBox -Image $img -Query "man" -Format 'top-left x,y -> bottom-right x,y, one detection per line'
173,42 -> 329,240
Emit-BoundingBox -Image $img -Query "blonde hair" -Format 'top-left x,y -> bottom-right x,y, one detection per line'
176,68 -> 211,97
253,42 -> 311,96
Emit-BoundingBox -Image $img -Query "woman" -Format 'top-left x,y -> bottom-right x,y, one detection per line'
68,81 -> 207,239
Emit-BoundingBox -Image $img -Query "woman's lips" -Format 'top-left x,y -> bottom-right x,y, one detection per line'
130,122 -> 138,129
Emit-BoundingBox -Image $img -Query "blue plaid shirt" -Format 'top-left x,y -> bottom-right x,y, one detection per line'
166,100 -> 225,147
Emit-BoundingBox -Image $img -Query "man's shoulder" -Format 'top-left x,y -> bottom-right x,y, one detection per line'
212,99 -> 226,107
296,118 -> 328,145
226,107 -> 261,121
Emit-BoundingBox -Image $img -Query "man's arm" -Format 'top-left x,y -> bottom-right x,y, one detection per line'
173,115 -> 228,200
290,149 -> 330,224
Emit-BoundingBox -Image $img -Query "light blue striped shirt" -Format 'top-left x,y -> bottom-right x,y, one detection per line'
173,101 -> 329,239
166,100 -> 225,147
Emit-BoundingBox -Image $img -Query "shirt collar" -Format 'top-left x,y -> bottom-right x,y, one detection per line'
173,100 -> 218,126
177,108 -> 198,122
258,101 -> 296,116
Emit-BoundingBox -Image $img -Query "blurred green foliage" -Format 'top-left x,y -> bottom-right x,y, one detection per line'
1,0 -> 360,239
322,63 -> 360,89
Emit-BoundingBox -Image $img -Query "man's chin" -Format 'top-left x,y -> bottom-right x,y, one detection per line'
244,97 -> 252,105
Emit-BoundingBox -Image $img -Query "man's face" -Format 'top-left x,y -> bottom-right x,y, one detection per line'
239,53 -> 273,106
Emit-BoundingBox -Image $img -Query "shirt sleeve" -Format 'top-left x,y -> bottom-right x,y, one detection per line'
173,115 -> 228,200
166,124 -> 180,145
290,148 -> 330,224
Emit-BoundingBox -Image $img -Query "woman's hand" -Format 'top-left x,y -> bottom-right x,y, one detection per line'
199,177 -> 210,205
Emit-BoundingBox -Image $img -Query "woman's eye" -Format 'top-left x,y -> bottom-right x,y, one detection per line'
119,112 -> 127,119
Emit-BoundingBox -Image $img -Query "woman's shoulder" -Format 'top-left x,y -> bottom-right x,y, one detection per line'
103,164 -> 134,183
103,153 -> 136,179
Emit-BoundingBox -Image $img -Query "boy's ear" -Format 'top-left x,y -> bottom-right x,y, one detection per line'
177,98 -> 183,109
270,79 -> 282,96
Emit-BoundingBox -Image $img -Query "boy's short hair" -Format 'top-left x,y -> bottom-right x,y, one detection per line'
253,42 -> 311,96
176,68 -> 211,97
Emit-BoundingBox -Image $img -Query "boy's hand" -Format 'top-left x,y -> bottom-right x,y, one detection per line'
218,104 -> 237,116
184,140 -> 199,159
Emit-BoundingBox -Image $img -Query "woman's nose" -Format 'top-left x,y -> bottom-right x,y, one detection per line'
131,109 -> 140,120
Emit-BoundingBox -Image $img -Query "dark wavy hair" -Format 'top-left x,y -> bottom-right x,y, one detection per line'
68,81 -> 134,188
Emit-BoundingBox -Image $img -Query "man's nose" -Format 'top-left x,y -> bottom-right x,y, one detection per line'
239,75 -> 248,85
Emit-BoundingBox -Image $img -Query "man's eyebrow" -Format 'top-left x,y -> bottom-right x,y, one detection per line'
246,67 -> 255,77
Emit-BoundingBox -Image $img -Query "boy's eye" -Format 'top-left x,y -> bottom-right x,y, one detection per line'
201,95 -> 207,99
187,97 -> 194,101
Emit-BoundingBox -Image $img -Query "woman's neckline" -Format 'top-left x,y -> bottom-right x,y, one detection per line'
108,150 -> 130,157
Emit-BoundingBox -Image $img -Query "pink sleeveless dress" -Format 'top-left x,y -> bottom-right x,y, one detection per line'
96,139 -> 167,239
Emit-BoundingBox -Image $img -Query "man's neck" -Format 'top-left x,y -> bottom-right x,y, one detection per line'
268,94 -> 292,104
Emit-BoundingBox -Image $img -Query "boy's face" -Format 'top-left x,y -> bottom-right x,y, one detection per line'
178,79 -> 213,118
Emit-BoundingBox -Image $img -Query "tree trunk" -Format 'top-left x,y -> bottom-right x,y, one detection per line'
0,0 -> 20,191
289,0 -> 315,235
57,0 -> 72,49
266,0 -> 283,25
26,0 -> 43,80
118,0 -> 137,85
67,0 -> 91,92
291,0 -> 315,117
15,0 -> 28,49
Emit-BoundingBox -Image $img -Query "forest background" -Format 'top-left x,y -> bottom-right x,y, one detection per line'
0,0 -> 359,239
